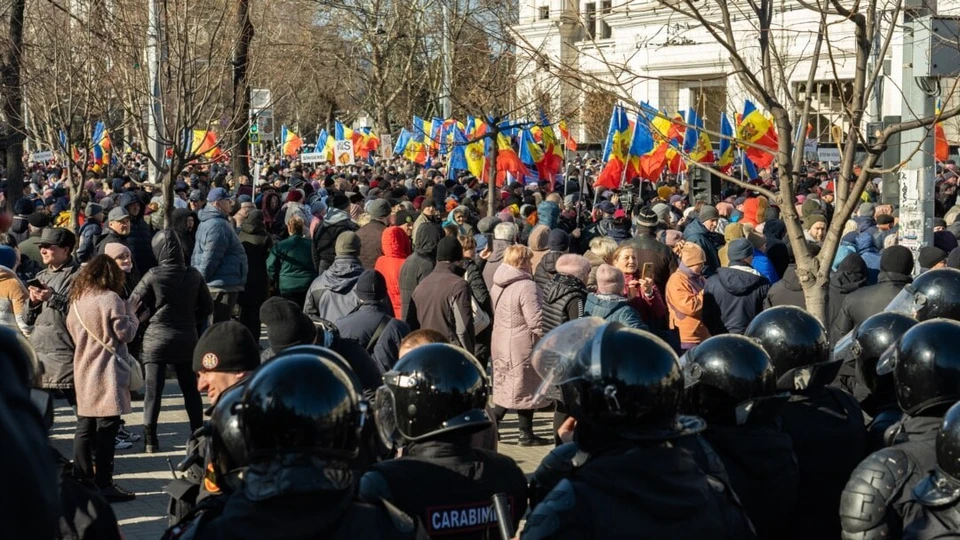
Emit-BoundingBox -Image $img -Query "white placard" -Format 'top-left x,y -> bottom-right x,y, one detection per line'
817,146 -> 841,163
334,140 -> 355,166
300,152 -> 325,164
30,150 -> 54,163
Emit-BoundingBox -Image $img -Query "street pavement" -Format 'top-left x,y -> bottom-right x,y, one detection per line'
49,378 -> 554,540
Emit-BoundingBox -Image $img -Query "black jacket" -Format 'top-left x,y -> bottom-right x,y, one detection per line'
357,219 -> 387,269
831,271 -> 911,344
827,254 -> 868,343
237,219 -> 273,307
763,264 -> 805,310
337,304 -> 410,372
408,262 -> 475,353
541,274 -> 587,333
172,208 -> 198,265
534,250 -> 563,298
127,214 -> 158,273
703,265 -> 771,335
398,224 -> 442,320
621,229 -> 678,293
462,258 -> 491,365
521,441 -> 755,540
683,219 -> 723,277
312,208 -> 358,274
359,437 -> 528,539
131,230 -> 214,365
781,385 -> 866,540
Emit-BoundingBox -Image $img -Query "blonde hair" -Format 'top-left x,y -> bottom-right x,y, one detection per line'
458,234 -> 476,251
504,245 -> 534,269
287,215 -> 304,235
589,236 -> 618,263
612,245 -> 636,266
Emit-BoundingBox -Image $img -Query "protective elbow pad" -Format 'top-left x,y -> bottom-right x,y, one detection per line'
839,449 -> 910,539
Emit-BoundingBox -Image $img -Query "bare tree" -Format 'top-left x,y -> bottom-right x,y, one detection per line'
0,0 -> 26,208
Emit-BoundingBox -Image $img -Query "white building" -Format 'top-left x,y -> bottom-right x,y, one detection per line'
512,0 -> 960,147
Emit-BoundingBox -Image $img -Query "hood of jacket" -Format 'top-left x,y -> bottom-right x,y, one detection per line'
537,201 -> 560,229
315,256 -> 364,293
830,253 -> 868,293
414,222 -> 443,257
381,226 -> 411,259
528,225 -> 550,252
493,263 -> 532,289
856,232 -> 879,254
489,238 -> 511,264
573,444 -> 714,520
539,250 -> 562,275
241,209 -> 267,235
323,207 -> 351,226
584,293 -> 629,319
682,217 -> 711,242
151,229 -> 184,267
853,215 -> 877,234
545,273 -> 587,304
198,204 -> 227,223
764,219 -> 787,242
171,208 -> 197,234
878,270 -> 912,286
715,265 -> 767,295
779,265 -> 803,292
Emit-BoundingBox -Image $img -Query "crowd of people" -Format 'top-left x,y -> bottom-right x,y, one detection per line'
4,150 -> 960,538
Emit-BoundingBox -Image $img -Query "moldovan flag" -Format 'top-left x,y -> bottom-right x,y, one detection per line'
558,120 -> 577,151
495,133 -> 528,186
595,105 -> 631,189
280,126 -> 303,157
92,121 -> 112,166
465,122 -> 488,179
717,113 -> 735,173
188,130 -> 221,159
737,100 -> 778,169
626,113 -> 655,181
683,109 -> 715,163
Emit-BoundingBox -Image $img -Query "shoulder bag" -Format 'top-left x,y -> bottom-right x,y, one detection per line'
72,303 -> 144,393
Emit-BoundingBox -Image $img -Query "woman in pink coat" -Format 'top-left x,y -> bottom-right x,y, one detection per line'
66,255 -> 140,502
490,244 -> 551,446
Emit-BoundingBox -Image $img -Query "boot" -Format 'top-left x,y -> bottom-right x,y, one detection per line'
144,425 -> 159,454
517,431 -> 551,447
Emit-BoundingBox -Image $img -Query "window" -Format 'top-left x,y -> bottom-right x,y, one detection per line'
585,3 -> 596,40
600,0 -> 612,39
539,5 -> 550,20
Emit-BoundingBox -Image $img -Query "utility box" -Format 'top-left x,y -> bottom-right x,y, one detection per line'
913,16 -> 960,77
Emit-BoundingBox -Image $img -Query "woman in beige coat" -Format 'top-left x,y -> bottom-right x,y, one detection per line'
66,255 -> 139,502
490,245 -> 550,446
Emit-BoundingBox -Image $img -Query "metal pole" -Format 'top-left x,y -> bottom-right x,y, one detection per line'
146,0 -> 165,184
899,3 -> 937,267
440,2 -> 453,120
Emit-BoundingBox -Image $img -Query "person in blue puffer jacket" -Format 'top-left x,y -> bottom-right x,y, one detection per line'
856,232 -> 881,284
192,187 -> 248,323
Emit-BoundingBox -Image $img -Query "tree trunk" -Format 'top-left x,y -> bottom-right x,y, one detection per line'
800,277 -> 829,326
1,0 -> 26,211
229,0 -> 254,178
377,106 -> 390,135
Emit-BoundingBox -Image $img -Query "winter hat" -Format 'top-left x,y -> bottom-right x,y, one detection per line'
662,229 -> 683,247
880,245 -> 914,275
354,270 -> 387,303
597,201 -> 616,215
367,199 -> 391,219
947,247 -> 960,269
193,321 -> 261,372
680,242 -> 706,267
657,186 -> 674,200
636,207 -> 659,229
27,212 -> 50,228
935,230 -> 959,253
859,202 -> 876,218
335,231 -> 361,256
699,205 -> 719,222
285,190 -> 303,203
918,246 -> 948,270
0,246 -> 16,270
727,238 -> 753,263
669,194 -> 685,205
652,203 -> 671,223
13,198 -> 33,216
436,236 -> 463,262
746,231 -> 766,250
259,298 -> 317,352
877,214 -> 895,226
547,229 -> 570,252
596,264 -> 625,295
802,214 -> 826,230
801,199 -> 822,217
104,242 -> 131,261
477,216 -> 501,234
310,201 -> 327,217
395,210 -> 416,225
724,222 -> 745,243
84,202 -> 104,218
555,254 -> 591,284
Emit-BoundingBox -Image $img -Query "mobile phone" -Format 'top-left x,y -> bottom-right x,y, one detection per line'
641,262 -> 654,280
27,278 -> 44,289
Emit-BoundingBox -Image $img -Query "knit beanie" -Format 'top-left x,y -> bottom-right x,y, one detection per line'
555,254 -> 591,284
636,207 -> 659,228
0,246 -> 16,270
802,214 -> 826,231
335,231 -> 361,256
259,297 -> 317,351
104,242 -> 131,261
596,264 -> 625,295
657,186 -> 674,200
652,203 -> 671,223
880,245 -> 914,275
680,242 -> 706,267
547,229 -> 570,252
727,238 -> 753,263
436,236 -> 463,262
354,270 -> 387,303
699,205 -> 719,222
948,247 -> 960,269
193,321 -> 262,372
919,246 -> 948,270
477,216 -> 501,234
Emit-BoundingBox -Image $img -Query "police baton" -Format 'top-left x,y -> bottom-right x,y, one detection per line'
491,493 -> 514,540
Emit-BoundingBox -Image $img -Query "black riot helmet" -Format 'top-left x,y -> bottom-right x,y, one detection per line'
745,305 -> 835,391
877,319 -> 960,416
375,344 -> 490,447
852,312 -> 918,395
682,335 -> 778,425
938,402 -> 960,483
886,268 -> 960,322
532,318 -> 701,442
209,381 -> 249,491
274,344 -> 364,395
239,352 -> 362,462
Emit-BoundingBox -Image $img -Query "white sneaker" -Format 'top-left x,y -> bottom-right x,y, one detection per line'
115,437 -> 133,450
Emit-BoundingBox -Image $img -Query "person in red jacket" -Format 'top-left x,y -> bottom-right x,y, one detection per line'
375,226 -> 411,319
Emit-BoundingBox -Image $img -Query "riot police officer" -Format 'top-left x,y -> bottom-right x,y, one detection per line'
682,334 -> 799,540
745,305 -> 865,540
835,312 -> 919,451
521,318 -> 755,539
885,267 -> 960,321
166,350 -> 425,539
165,321 -> 261,524
359,343 -> 528,538
902,402 -> 960,539
840,318 -> 960,539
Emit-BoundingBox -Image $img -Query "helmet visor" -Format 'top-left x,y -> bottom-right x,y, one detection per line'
531,317 -> 608,403
833,330 -> 856,363
373,385 -> 400,449
876,342 -> 898,376
885,287 -> 923,318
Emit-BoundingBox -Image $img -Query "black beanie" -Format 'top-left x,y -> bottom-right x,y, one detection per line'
436,236 -> 463,262
547,229 -> 570,252
193,321 -> 261,372
880,246 -> 914,275
918,246 -> 948,270
259,297 -> 316,351
355,269 -> 387,303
